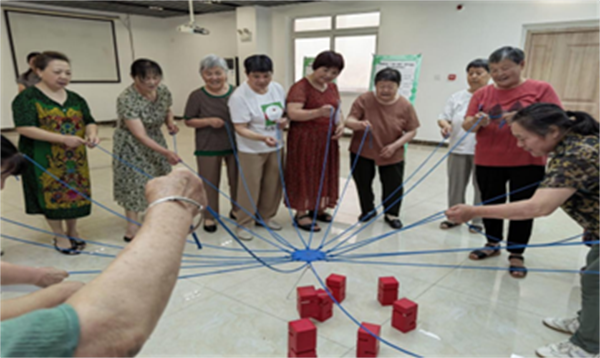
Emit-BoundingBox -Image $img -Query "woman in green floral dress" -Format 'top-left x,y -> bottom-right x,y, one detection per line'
12,51 -> 100,255
113,59 -> 180,242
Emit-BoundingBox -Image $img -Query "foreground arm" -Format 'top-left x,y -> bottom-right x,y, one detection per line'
67,169 -> 207,357
446,187 -> 575,223
1,281 -> 83,321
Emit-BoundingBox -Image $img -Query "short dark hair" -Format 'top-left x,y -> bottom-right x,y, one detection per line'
26,52 -> 41,63
466,59 -> 489,73
489,46 -> 525,65
130,59 -> 163,79
244,55 -> 273,74
513,103 -> 599,137
312,51 -> 344,72
34,51 -> 70,71
374,67 -> 401,85
1,135 -> 27,176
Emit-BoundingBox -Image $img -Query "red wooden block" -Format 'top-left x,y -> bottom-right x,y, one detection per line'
288,349 -> 317,358
288,318 -> 317,353
297,286 -> 319,318
326,274 -> 346,302
357,322 -> 381,357
391,298 -> 418,333
377,277 -> 399,306
378,277 -> 399,290
314,289 -> 333,322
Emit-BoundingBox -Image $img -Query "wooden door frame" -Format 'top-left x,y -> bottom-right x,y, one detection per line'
521,20 -> 600,49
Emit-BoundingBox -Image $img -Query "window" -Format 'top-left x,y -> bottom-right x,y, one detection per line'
293,11 -> 379,92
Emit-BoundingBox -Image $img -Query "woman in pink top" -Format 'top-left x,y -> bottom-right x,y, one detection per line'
462,46 -> 562,278
345,68 -> 420,229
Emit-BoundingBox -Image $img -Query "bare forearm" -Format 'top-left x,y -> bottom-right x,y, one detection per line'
235,125 -> 267,142
85,124 -> 98,138
462,116 -> 482,132
1,281 -> 83,321
165,109 -> 175,126
473,200 -> 549,220
67,203 -> 192,355
288,108 -> 323,122
185,118 -> 216,129
394,130 -> 417,148
16,127 -> 65,144
1,262 -> 42,286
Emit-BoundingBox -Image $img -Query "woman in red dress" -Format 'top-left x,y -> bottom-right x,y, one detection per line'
285,51 -> 345,232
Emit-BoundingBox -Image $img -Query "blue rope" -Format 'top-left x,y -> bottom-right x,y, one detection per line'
180,257 -> 291,270
329,258 -> 600,275
320,137 -> 448,250
322,116 -> 483,251
307,106 -> 336,249
308,263 -> 422,358
179,260 -> 307,280
209,206 -> 304,274
22,154 -> 203,249
329,179 -> 542,255
275,126 -> 309,247
221,123 -> 299,251
179,161 -> 295,253
96,144 -> 154,180
317,127 -> 371,250
333,237 -> 597,261
1,234 -> 116,258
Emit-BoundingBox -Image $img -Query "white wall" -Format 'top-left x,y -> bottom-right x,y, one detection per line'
270,1 -> 600,142
0,5 -> 236,128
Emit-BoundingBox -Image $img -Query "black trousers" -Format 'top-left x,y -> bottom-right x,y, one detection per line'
351,153 -> 405,217
475,165 -> 545,254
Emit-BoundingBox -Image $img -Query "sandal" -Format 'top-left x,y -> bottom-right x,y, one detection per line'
508,254 -> 527,279
294,214 -> 321,232
53,237 -> 82,255
469,243 -> 501,260
71,237 -> 87,250
468,224 -> 484,233
440,220 -> 459,230
308,211 -> 332,223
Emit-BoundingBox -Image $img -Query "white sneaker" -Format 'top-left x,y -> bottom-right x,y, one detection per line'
236,228 -> 253,241
536,340 -> 597,357
256,220 -> 282,231
543,317 -> 580,335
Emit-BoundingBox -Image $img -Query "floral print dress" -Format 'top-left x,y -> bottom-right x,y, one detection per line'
113,84 -> 172,212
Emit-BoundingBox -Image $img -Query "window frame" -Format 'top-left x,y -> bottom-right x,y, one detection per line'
291,10 -> 380,94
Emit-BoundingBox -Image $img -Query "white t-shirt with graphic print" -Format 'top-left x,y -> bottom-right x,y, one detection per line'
228,81 -> 286,154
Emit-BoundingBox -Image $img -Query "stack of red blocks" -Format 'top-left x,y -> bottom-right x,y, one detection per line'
356,322 -> 381,357
288,318 -> 317,357
314,289 -> 333,322
297,286 -> 333,322
391,298 -> 418,333
297,286 -> 319,319
326,274 -> 346,303
377,277 -> 398,306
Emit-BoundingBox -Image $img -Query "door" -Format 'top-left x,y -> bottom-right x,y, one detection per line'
524,27 -> 599,120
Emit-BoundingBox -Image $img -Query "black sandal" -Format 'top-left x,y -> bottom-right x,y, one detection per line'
294,214 -> 321,232
308,211 -> 332,223
469,243 -> 501,260
71,237 -> 87,250
508,254 -> 527,279
440,221 -> 459,230
53,238 -> 82,255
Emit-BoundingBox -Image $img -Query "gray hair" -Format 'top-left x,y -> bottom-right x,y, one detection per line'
200,54 -> 228,72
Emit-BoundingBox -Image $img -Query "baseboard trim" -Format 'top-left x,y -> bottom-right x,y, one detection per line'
410,139 -> 448,147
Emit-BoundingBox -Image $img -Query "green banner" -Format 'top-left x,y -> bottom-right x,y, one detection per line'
369,54 -> 422,105
302,57 -> 315,77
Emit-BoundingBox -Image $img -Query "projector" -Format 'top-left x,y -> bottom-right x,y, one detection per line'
177,23 -> 210,35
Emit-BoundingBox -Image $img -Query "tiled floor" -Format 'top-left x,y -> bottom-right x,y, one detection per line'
0,125 -> 587,357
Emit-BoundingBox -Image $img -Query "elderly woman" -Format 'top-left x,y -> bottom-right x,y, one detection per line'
462,46 -> 562,278
12,51 -> 99,254
184,54 -> 238,233
447,104 -> 598,358
285,50 -> 345,232
228,55 -> 286,241
113,59 -> 180,242
437,59 -> 490,232
17,52 -> 41,93
346,68 -> 420,229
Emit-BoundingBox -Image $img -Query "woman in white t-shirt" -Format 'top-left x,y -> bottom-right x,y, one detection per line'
228,55 -> 288,241
437,59 -> 490,231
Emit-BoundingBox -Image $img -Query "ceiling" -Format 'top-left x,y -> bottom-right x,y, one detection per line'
7,0 -> 316,18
